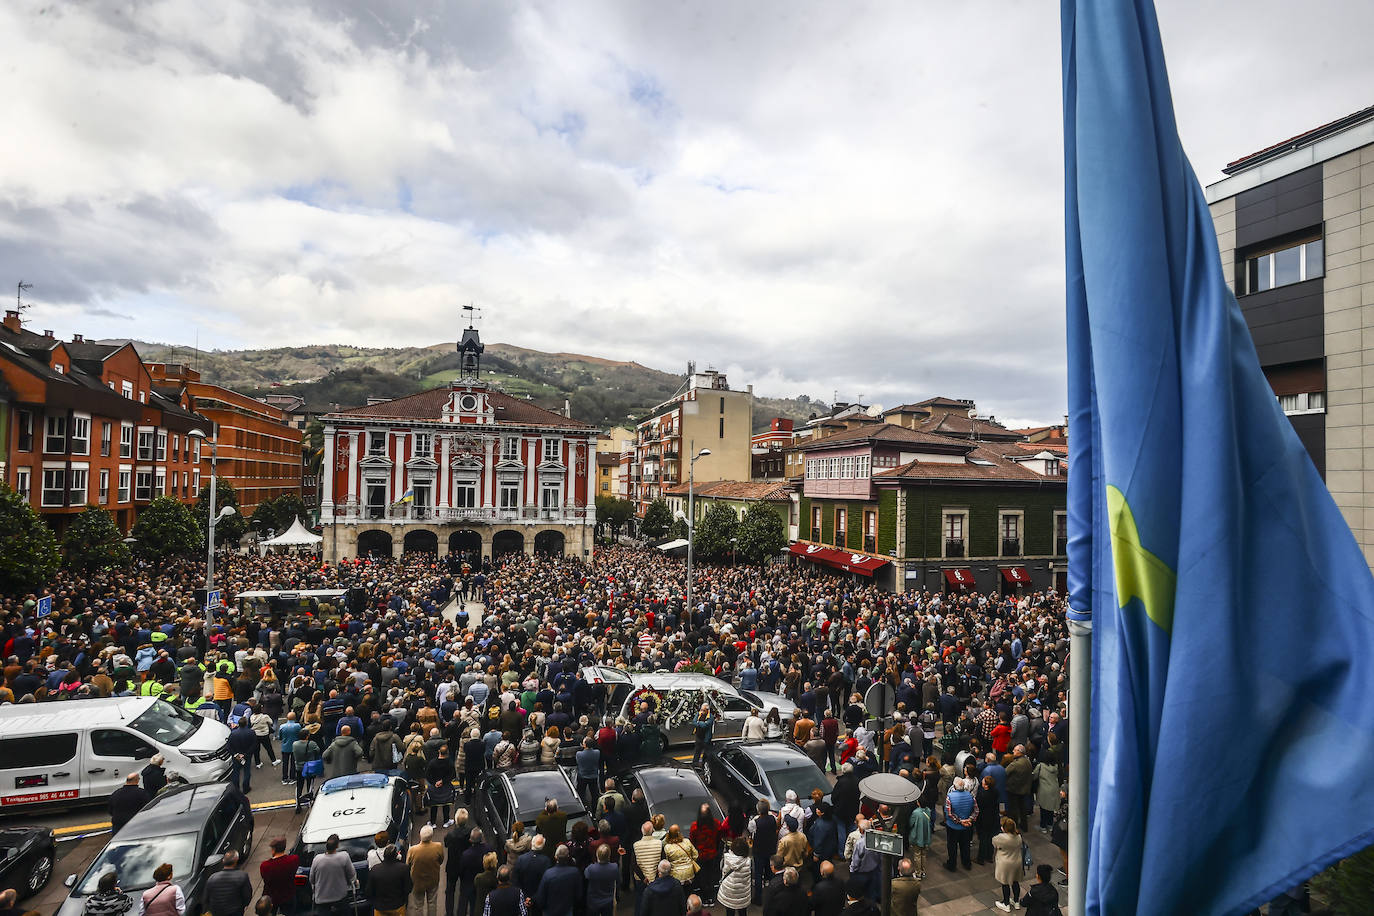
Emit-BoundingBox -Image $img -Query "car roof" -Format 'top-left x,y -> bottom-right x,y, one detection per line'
118,783 -> 231,838
630,673 -> 743,695
503,767 -> 586,820
630,765 -> 711,801
0,696 -> 156,728
302,777 -> 399,844
732,742 -> 815,765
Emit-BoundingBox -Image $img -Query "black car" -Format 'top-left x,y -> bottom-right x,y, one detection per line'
472,766 -> 590,845
0,826 -> 55,900
616,763 -> 722,834
702,741 -> 832,815
57,783 -> 253,916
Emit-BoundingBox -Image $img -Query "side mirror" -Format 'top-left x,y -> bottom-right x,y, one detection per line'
64,874 -> 77,888
204,854 -> 222,870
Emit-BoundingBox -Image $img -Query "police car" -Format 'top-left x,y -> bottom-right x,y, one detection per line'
292,774 -> 413,910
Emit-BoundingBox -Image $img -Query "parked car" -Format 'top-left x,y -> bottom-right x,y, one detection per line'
292,773 -> 413,912
471,766 -> 589,845
56,782 -> 252,916
0,826 -> 56,900
702,741 -> 832,814
579,667 -> 799,745
0,698 -> 231,811
615,763 -> 722,834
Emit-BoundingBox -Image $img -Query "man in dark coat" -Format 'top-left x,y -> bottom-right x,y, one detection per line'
839,880 -> 879,916
108,772 -> 151,832
485,866 -> 525,916
640,861 -> 687,916
830,765 -> 861,835
203,851 -> 253,916
764,866 -> 806,916
516,837 -> 553,914
457,828 -> 493,916
368,846 -> 413,915
810,861 -> 846,916
534,846 -> 582,916
888,859 -> 921,916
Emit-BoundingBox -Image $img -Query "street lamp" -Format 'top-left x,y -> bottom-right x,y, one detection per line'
730,536 -> 738,567
685,444 -> 711,631
189,428 -> 236,628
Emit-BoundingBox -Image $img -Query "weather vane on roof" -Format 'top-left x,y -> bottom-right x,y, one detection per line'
462,303 -> 482,329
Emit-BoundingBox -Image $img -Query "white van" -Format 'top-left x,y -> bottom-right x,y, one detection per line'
0,697 -> 232,811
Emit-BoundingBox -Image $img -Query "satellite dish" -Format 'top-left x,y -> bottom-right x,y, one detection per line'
863,682 -> 895,718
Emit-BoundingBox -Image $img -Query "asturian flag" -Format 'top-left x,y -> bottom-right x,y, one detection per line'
1062,0 -> 1374,913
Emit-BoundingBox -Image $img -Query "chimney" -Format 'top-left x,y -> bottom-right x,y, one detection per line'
43,329 -> 54,339
564,398 -> 571,417
2,310 -> 19,332
72,333 -> 84,343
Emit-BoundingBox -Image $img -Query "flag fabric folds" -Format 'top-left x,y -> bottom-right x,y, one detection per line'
1062,1 -> 1374,914
392,488 -> 415,507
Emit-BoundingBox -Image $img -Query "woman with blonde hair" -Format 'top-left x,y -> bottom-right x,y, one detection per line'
992,816 -> 1023,912
661,824 -> 700,886
539,725 -> 560,765
505,821 -> 531,866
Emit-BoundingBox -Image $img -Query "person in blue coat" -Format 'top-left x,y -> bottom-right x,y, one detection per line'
533,846 -> 582,916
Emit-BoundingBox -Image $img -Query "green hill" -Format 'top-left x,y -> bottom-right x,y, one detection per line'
121,339 -> 827,432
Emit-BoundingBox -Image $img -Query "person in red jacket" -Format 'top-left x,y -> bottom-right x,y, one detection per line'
258,837 -> 300,915
820,712 -> 841,774
990,715 -> 1013,756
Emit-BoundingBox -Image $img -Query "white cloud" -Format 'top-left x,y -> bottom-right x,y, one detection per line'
2,0 -> 1371,426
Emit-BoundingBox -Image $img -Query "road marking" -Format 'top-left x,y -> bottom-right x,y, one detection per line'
54,799 -> 298,837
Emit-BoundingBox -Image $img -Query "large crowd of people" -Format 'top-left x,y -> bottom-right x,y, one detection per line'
1,544 -> 1072,916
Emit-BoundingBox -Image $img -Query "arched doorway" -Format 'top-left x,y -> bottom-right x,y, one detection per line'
492,529 -> 525,557
403,530 -> 438,554
356,529 -> 393,559
448,529 -> 482,561
534,530 -> 565,557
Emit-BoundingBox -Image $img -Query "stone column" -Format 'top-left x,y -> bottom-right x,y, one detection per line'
347,430 -> 360,509
895,489 -> 909,595
439,434 -> 451,508
321,426 -> 336,521
391,432 -> 402,507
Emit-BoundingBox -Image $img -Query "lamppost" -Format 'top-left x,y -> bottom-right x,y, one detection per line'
730,536 -> 738,567
684,444 -> 711,631
189,428 -> 236,628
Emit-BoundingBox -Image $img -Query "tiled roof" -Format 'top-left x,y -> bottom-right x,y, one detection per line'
874,444 -> 1058,483
327,386 -> 595,428
795,423 -> 971,452
1010,441 -> 1068,456
910,411 -> 1024,441
663,479 -> 792,501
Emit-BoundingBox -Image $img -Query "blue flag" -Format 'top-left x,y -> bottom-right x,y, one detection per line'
1063,2 -> 1374,914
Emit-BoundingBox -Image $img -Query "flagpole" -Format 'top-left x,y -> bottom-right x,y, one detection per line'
1067,616 -> 1091,916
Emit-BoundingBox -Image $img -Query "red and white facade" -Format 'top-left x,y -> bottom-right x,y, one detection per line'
320,331 -> 596,561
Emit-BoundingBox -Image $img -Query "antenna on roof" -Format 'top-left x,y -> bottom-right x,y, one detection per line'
16,280 -> 32,315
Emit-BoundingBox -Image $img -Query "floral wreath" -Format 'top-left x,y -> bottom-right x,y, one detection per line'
629,688 -> 666,716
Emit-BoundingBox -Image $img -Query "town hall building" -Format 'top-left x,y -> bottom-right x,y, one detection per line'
320,323 -> 597,562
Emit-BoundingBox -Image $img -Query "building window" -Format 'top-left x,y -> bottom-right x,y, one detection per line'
99,469 -> 110,504
45,415 -> 67,454
835,508 -> 847,545
414,432 -> 431,457
155,469 -> 166,495
118,469 -> 131,503
719,397 -> 725,414
944,512 -> 966,558
100,422 -> 112,457
15,468 -> 31,501
137,430 -> 154,461
192,470 -> 200,494
864,510 -> 877,553
193,437 -> 201,462
1278,391 -> 1326,415
69,468 -> 88,505
16,411 -> 33,452
70,416 -> 90,456
135,471 -> 153,501
1000,512 -> 1022,557
542,438 -> 560,462
541,483 -> 562,513
841,456 -> 854,478
502,437 -> 520,462
41,469 -> 66,506
120,424 -> 134,459
121,380 -> 133,399
172,434 -> 179,459
1045,458 -> 1062,477
499,481 -> 520,510
1243,236 -> 1323,295
719,417 -> 725,438
453,480 -> 478,508
1055,512 -> 1068,555
856,455 -> 870,478
368,431 -> 386,455
155,432 -> 167,461
811,506 -> 822,541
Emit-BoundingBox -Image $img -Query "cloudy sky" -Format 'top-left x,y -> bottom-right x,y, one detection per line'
2,1 -> 1371,426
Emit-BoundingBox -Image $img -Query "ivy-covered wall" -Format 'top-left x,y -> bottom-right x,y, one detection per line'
798,492 -> 897,555
902,483 -> 1066,558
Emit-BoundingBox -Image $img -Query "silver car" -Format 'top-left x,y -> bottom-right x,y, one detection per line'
580,667 -> 798,745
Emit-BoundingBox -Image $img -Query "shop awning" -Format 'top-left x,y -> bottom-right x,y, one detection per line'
943,568 -> 976,589
789,543 -> 890,577
1000,566 -> 1031,584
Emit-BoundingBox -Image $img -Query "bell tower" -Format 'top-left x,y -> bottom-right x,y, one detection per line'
458,304 -> 484,381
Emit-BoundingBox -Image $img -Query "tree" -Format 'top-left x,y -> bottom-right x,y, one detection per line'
694,502 -> 740,560
131,496 -> 202,561
272,492 -> 308,530
62,505 -> 131,572
0,483 -> 59,595
194,478 -> 247,546
250,501 -> 279,538
669,517 -> 688,541
641,498 -> 673,540
1312,846 -> 1374,915
736,503 -> 787,564
595,496 -> 634,541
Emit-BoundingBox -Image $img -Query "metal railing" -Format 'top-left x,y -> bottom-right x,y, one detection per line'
945,538 -> 965,558
332,504 -> 591,523
1002,538 -> 1022,557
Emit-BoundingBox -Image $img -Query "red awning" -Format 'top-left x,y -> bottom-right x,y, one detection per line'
1000,566 -> 1031,584
788,543 -> 890,576
943,568 -> 975,589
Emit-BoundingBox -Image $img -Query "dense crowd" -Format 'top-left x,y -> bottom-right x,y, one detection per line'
1,545 -> 1072,916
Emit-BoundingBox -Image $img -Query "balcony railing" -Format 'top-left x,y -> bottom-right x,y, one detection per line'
332,504 -> 591,523
945,538 -> 965,558
810,526 -> 821,541
864,535 -> 876,553
1002,538 -> 1022,557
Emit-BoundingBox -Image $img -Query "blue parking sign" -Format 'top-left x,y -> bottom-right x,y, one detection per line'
35,595 -> 53,617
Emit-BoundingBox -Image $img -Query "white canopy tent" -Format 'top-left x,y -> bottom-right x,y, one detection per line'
259,518 -> 323,553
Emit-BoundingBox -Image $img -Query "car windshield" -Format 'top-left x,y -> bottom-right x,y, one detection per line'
511,772 -> 584,822
764,763 -> 832,804
128,700 -> 201,747
651,796 -> 718,834
77,833 -> 197,894
740,690 -> 763,707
